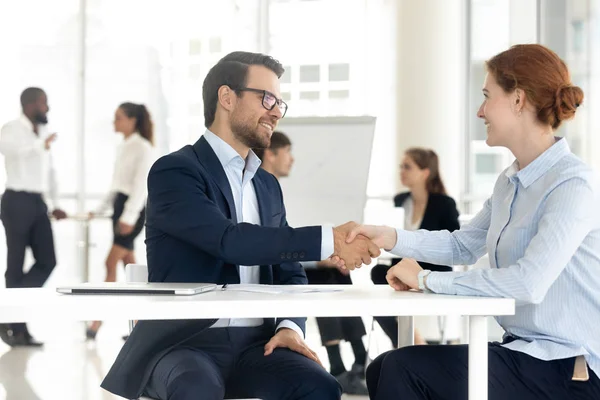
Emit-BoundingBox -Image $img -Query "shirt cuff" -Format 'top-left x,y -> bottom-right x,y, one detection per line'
320,225 -> 334,260
390,228 -> 414,255
300,261 -> 318,269
119,210 -> 140,226
276,320 -> 304,339
425,271 -> 463,295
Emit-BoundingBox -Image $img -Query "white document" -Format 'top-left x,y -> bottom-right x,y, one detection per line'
222,284 -> 343,295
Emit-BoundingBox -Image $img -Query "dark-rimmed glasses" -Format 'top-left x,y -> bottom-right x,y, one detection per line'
235,87 -> 288,118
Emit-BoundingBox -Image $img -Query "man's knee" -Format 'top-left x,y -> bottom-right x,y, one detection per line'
35,248 -> 56,271
168,370 -> 225,400
43,257 -> 56,271
366,352 -> 386,380
153,349 -> 224,400
37,257 -> 56,277
380,347 -> 417,370
306,368 -> 342,399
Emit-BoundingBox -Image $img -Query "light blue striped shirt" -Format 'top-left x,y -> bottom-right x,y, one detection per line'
391,138 -> 600,376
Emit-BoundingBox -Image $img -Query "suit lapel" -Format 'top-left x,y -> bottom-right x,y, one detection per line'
192,136 -> 237,223
193,137 -> 241,277
252,174 -> 274,284
252,173 -> 271,229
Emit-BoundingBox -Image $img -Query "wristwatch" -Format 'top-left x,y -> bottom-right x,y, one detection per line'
418,269 -> 432,292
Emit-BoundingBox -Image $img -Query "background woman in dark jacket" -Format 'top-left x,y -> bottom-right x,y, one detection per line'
371,148 -> 460,346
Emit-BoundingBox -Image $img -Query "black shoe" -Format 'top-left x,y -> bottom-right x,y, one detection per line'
10,332 -> 43,347
0,324 -> 14,346
350,363 -> 366,379
334,370 -> 369,395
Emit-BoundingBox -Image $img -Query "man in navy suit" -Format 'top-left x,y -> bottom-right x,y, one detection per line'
139,52 -> 379,400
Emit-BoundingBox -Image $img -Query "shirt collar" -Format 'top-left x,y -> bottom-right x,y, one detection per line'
124,132 -> 140,141
505,137 -> 571,188
203,129 -> 262,176
19,114 -> 35,132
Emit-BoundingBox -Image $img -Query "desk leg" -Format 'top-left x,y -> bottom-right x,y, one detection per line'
397,316 -> 414,348
83,219 -> 90,283
81,219 -> 91,337
461,315 -> 470,344
468,316 -> 488,400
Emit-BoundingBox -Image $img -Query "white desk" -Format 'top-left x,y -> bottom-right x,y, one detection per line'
0,285 -> 514,400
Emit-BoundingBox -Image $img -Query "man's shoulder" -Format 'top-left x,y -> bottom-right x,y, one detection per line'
150,145 -> 198,173
1,118 -> 24,132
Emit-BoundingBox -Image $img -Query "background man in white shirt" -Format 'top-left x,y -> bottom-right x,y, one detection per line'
0,87 -> 67,347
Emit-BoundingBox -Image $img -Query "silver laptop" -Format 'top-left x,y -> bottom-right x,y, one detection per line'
57,282 -> 217,295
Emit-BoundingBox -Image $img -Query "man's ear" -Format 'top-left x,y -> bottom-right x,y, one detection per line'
217,85 -> 235,112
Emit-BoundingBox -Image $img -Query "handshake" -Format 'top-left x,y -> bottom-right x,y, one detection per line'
329,222 -> 398,270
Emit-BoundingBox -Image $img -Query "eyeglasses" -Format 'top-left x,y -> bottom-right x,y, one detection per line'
235,87 -> 288,118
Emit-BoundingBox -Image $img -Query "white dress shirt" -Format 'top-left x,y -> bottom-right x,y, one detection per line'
96,132 -> 154,225
0,115 -> 58,208
392,138 -> 600,377
203,130 -> 333,337
401,197 -> 422,231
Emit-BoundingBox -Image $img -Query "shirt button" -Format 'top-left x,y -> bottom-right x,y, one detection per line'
299,252 -> 305,259
293,252 -> 298,259
280,253 -> 286,260
286,252 -> 292,259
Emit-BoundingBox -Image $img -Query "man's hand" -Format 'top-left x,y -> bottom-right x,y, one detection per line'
118,221 -> 134,236
346,224 -> 397,250
44,133 -> 57,150
51,209 -> 67,220
332,222 -> 380,270
386,258 -> 423,291
264,328 -> 323,367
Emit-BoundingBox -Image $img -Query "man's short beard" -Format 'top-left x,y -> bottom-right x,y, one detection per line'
33,112 -> 48,125
230,112 -> 270,150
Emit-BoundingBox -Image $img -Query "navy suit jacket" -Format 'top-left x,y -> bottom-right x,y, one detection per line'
101,136 -> 322,398
146,135 -> 323,329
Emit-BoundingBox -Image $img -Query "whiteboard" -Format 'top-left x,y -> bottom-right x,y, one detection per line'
276,116 -> 376,227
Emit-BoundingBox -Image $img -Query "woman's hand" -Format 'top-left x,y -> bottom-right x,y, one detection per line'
386,258 -> 423,291
346,225 -> 397,250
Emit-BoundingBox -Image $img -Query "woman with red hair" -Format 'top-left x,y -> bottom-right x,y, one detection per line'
351,44 -> 600,399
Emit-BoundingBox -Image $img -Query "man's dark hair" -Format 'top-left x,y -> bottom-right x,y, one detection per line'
20,87 -> 45,108
254,131 -> 291,161
202,51 -> 285,128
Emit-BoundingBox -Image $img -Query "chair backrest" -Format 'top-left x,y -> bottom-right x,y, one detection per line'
125,264 -> 149,334
126,264 -> 149,283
